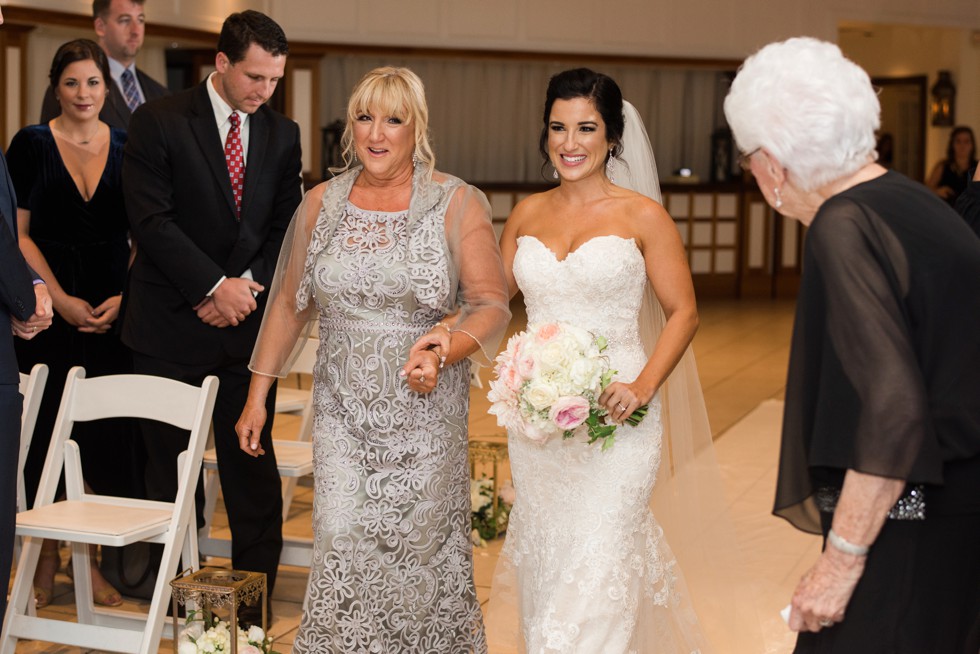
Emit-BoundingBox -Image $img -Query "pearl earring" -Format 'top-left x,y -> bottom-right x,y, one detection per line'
774,187 -> 783,210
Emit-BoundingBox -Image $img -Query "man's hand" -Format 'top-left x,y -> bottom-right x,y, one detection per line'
210,278 -> 264,326
196,298 -> 231,328
11,284 -> 54,340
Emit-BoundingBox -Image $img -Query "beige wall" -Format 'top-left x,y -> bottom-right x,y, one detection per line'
5,0 -> 979,177
8,0 -> 978,58
840,23 -> 980,179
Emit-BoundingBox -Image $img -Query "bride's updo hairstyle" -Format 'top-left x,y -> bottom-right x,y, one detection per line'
539,68 -> 625,177
337,66 -> 436,177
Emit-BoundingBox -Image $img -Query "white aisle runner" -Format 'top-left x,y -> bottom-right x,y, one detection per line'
712,399 -> 822,654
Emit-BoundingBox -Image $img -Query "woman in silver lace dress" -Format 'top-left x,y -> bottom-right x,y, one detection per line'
236,67 -> 511,653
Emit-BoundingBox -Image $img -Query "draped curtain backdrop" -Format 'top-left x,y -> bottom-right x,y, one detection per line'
322,56 -> 727,184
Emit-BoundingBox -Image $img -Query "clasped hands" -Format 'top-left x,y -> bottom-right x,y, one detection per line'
11,284 -> 53,340
196,277 -> 264,327
403,324 -> 450,394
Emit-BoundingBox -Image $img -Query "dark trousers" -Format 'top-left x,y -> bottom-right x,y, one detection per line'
0,384 -> 23,621
131,351 -> 283,593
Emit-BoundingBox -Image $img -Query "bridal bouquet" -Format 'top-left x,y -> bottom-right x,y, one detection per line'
177,609 -> 277,654
488,322 -> 646,450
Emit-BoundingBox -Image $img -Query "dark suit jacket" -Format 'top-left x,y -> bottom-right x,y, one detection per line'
40,67 -> 169,130
0,151 -> 37,384
121,80 -> 302,365
955,167 -> 980,238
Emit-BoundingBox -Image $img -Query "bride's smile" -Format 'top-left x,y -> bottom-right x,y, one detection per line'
548,96 -> 611,182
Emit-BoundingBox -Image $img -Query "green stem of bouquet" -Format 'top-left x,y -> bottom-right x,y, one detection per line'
576,404 -> 649,451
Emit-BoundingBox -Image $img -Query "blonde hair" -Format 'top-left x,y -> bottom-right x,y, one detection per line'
335,66 -> 435,177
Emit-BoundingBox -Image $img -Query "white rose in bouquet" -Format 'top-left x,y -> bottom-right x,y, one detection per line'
524,378 -> 560,411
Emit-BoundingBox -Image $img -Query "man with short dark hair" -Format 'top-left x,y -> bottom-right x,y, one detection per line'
39,0 -> 168,127
122,10 -> 301,623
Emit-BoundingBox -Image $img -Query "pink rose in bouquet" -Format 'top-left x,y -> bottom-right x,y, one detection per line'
549,396 -> 591,430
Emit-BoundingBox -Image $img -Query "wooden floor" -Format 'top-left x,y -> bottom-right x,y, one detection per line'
7,297 -> 817,654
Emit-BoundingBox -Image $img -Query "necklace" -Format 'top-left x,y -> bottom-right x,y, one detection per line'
53,119 -> 101,145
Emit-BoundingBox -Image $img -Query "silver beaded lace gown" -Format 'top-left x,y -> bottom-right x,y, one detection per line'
486,234 -> 705,654
290,200 -> 487,653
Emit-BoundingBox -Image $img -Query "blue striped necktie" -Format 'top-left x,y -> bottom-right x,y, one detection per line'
120,69 -> 141,112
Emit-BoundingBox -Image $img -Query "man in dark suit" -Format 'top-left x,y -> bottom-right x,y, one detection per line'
955,165 -> 980,238
121,10 -> 301,621
1,2 -> 55,622
39,0 -> 168,128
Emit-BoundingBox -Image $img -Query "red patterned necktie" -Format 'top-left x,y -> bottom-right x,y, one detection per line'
224,111 -> 244,219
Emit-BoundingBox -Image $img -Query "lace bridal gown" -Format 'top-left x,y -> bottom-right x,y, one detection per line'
486,234 -> 707,654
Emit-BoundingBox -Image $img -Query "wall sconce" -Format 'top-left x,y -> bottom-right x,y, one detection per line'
930,71 -> 956,127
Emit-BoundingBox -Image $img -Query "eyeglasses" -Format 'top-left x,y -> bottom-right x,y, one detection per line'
737,147 -> 761,171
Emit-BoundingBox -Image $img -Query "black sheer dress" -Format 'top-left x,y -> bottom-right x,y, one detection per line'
7,125 -> 136,504
776,171 -> 980,653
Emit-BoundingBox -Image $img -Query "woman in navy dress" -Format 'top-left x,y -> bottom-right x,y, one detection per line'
8,39 -> 132,609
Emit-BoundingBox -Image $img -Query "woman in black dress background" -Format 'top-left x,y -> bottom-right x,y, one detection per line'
725,38 -> 980,653
8,39 -> 132,608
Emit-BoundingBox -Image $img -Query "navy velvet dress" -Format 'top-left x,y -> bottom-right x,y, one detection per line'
7,125 -> 135,504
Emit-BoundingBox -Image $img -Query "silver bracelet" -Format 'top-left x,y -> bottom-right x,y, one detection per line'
827,528 -> 870,556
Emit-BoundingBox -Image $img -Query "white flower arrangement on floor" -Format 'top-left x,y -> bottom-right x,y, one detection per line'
471,476 -> 516,547
177,609 -> 277,654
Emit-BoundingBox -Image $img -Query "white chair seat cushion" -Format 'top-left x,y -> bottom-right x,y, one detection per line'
17,501 -> 172,546
274,441 -> 314,476
203,441 -> 312,476
275,387 -> 309,414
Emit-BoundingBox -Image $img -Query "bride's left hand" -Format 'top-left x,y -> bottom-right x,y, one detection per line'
599,381 -> 650,424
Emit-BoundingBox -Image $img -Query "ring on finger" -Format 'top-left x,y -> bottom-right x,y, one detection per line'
818,619 -> 833,627
617,402 -> 627,412
419,375 -> 426,383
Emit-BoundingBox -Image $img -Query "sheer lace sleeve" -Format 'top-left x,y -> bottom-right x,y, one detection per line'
776,194 -> 945,532
442,182 -> 511,365
248,184 -> 326,378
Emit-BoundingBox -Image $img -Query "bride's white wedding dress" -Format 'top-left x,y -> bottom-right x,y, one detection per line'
487,234 -> 706,653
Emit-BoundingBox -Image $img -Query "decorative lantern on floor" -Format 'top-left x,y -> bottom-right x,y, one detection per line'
930,71 -> 956,127
170,568 -> 267,654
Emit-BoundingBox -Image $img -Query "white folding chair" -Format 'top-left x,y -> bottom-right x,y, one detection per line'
16,363 -> 48,516
1,367 -> 218,654
11,364 -> 48,615
198,336 -> 318,567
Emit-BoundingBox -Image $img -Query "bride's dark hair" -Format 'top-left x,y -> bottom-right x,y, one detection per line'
539,68 -> 625,176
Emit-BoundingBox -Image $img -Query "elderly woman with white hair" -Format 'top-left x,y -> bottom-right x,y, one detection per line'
725,37 -> 980,653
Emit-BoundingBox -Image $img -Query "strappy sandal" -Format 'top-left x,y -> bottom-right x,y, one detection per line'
66,548 -> 124,607
33,549 -> 61,609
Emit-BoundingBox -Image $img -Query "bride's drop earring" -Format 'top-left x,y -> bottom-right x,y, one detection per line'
606,148 -> 616,183
774,187 -> 783,210
553,167 -> 559,180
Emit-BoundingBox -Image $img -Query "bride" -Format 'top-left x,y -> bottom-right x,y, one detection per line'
485,68 -> 716,653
